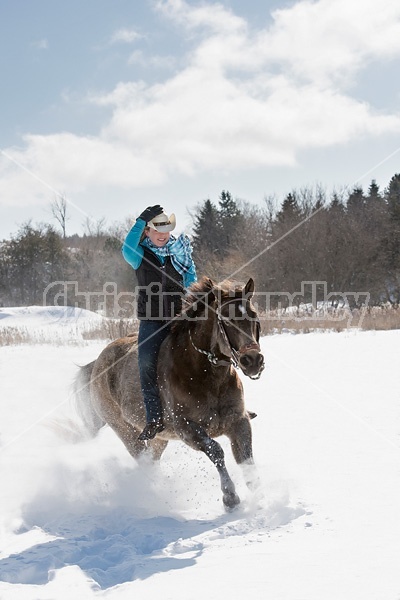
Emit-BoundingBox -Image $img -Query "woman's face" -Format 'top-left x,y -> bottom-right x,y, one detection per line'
146,227 -> 170,247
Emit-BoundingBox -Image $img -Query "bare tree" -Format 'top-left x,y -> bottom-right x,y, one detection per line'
83,216 -> 107,239
51,194 -> 69,239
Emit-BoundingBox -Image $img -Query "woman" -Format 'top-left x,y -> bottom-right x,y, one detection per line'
122,205 -> 197,440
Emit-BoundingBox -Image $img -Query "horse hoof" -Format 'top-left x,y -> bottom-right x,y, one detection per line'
223,492 -> 240,512
246,476 -> 262,492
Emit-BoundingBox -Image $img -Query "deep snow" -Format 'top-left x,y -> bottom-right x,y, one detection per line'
0,312 -> 400,599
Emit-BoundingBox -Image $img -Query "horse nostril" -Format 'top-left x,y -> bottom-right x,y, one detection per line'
240,352 -> 265,375
240,355 -> 252,368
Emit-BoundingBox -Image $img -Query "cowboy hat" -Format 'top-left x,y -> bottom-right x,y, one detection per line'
147,212 -> 176,232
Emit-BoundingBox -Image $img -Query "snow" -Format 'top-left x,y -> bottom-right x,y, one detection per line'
0,305 -> 106,345
0,305 -> 104,327
1,310 -> 400,599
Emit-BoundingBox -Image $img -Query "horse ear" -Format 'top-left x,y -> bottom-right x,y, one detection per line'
205,277 -> 214,289
244,278 -> 255,297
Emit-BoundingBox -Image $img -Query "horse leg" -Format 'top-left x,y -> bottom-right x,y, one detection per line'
176,417 -> 240,511
100,403 -> 168,462
147,438 -> 168,461
227,417 -> 261,492
106,417 -> 147,459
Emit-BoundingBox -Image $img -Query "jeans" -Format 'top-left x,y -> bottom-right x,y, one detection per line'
137,320 -> 171,423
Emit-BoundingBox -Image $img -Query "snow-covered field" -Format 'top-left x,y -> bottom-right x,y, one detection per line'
0,306 -> 106,345
0,309 -> 400,599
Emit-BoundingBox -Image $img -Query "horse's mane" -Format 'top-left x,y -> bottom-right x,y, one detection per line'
171,276 -> 246,334
184,276 -> 214,305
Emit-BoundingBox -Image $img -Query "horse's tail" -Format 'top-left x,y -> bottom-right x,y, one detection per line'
72,361 -> 106,439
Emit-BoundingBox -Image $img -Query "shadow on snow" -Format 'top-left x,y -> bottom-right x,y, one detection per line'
0,501 -> 305,589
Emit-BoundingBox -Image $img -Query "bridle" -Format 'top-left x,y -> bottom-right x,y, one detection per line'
189,296 -> 263,379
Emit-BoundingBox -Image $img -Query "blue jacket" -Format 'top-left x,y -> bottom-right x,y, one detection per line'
122,219 -> 197,289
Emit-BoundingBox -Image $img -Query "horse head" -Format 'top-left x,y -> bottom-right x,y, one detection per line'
214,278 -> 265,380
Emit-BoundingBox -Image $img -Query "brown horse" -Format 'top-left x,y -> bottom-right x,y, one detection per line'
73,277 -> 265,510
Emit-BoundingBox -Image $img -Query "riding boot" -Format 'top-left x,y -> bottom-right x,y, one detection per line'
138,420 -> 165,441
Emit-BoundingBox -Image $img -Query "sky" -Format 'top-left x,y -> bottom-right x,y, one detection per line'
1,0 -> 400,240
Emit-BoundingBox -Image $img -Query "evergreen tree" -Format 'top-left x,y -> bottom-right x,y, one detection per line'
276,192 -> 302,225
0,223 -> 67,305
270,192 -> 305,299
368,179 -> 381,201
218,190 -> 243,251
329,193 -> 346,215
191,199 -> 222,277
192,199 -> 220,253
219,190 -> 240,220
384,174 -> 400,300
346,186 -> 365,215
386,174 -> 400,223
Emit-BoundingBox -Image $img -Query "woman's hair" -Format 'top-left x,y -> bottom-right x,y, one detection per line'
140,226 -> 150,243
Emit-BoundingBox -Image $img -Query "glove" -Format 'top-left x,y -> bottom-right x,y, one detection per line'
138,205 -> 163,224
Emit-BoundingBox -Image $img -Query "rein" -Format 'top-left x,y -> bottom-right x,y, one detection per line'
189,329 -> 232,367
189,297 -> 262,378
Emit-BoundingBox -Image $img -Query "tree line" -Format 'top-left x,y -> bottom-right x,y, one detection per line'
192,176 -> 400,307
1,174 -> 399,312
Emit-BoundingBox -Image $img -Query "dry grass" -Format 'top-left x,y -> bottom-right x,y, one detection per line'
0,326 -> 84,347
81,318 -> 138,340
260,316 -> 349,335
258,304 -> 388,335
0,306 -> 399,346
360,305 -> 400,331
0,326 -> 33,346
0,318 -> 139,346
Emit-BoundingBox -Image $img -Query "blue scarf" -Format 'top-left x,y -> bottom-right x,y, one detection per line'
141,234 -> 194,277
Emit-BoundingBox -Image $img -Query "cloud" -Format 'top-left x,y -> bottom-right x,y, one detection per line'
0,133 -> 166,207
155,0 -> 246,34
2,0 -> 400,208
109,28 -> 143,44
264,0 -> 400,85
128,49 -> 176,70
